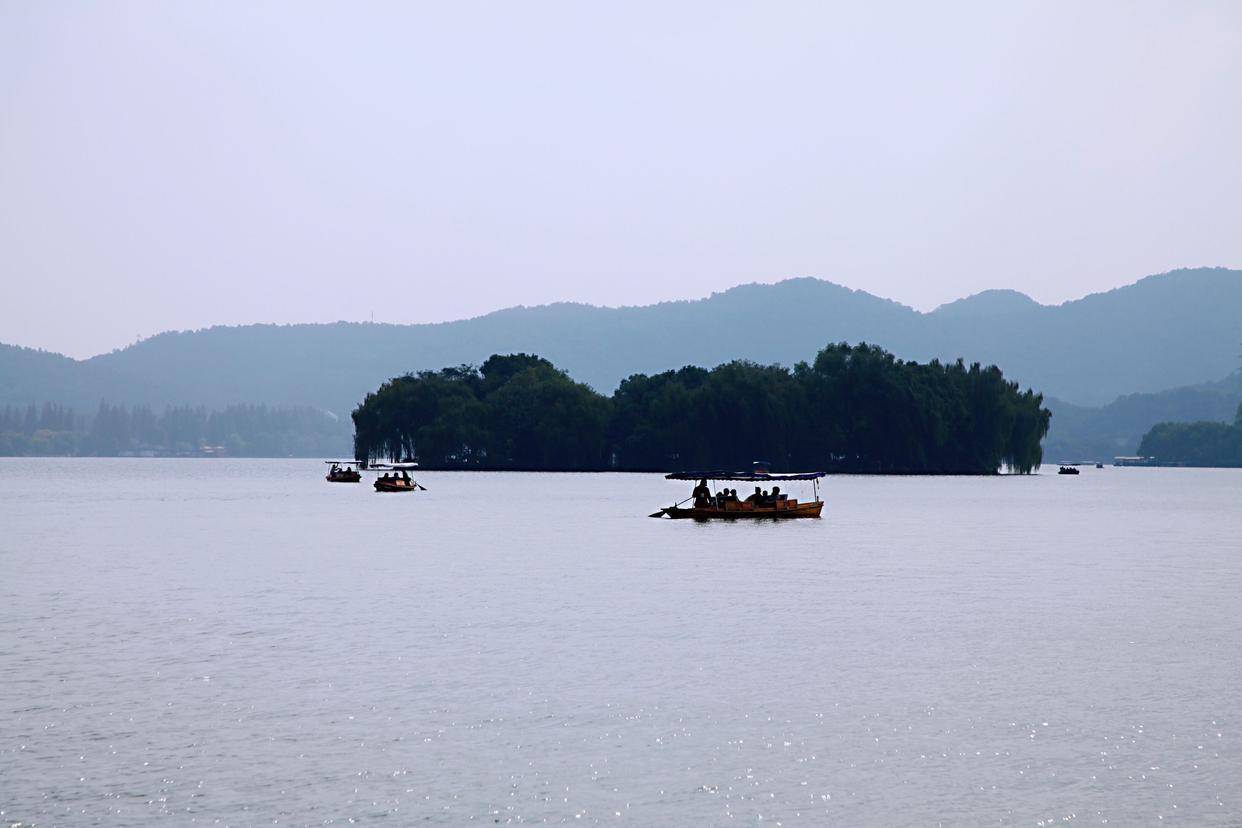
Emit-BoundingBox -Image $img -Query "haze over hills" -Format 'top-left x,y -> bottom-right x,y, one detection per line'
1,268 -> 1239,423
1044,370 -> 1242,462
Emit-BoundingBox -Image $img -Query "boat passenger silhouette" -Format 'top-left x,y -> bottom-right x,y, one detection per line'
692,478 -> 711,507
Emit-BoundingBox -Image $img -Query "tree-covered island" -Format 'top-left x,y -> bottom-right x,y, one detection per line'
351,343 -> 1050,474
1137,404 -> 1242,467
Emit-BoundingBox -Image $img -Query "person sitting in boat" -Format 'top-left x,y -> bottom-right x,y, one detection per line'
770,485 -> 784,502
381,472 -> 391,481
745,486 -> 763,504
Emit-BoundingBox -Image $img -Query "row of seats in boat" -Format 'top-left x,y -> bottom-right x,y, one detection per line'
692,481 -> 795,510
379,472 -> 414,484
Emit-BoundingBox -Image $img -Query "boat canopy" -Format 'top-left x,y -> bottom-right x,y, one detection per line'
665,470 -> 826,481
324,460 -> 358,465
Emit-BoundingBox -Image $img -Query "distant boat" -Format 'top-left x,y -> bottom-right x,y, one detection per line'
651,470 -> 825,520
1095,462 -> 1104,469
325,461 -> 361,483
1058,466 -> 1080,475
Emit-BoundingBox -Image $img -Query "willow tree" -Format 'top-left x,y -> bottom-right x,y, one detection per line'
352,345 -> 1052,474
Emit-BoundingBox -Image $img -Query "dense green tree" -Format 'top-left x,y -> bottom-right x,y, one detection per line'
352,354 -> 609,469
353,344 -> 1051,474
1138,417 -> 1242,467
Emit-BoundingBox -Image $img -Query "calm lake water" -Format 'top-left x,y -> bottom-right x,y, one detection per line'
2,460 -> 1241,826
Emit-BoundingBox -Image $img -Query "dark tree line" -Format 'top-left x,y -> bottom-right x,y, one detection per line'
352,344 -> 1051,474
0,402 -> 350,457
0,403 -> 77,434
1137,403 -> 1242,467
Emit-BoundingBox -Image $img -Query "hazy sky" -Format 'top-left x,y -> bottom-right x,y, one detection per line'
2,2 -> 1240,358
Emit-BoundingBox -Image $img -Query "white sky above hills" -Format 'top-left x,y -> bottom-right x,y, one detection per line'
1,1 -> 1240,358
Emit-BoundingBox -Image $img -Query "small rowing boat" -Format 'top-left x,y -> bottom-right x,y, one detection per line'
366,460 -> 425,492
374,477 -> 420,492
324,460 -> 361,483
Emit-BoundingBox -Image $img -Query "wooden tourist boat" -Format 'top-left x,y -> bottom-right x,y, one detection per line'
364,461 -> 425,492
374,478 -> 418,492
325,461 -> 362,483
1058,466 -> 1080,475
652,470 -> 826,520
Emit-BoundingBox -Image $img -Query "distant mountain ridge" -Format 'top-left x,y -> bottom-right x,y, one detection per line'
931,289 -> 1042,318
1,267 -> 1239,417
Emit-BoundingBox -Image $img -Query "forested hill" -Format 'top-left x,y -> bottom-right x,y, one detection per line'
2,267 -> 1240,415
1043,369 -> 1242,462
1138,404 -> 1242,467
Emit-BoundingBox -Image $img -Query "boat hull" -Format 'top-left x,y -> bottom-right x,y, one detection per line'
374,480 -> 417,492
658,500 -> 823,520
